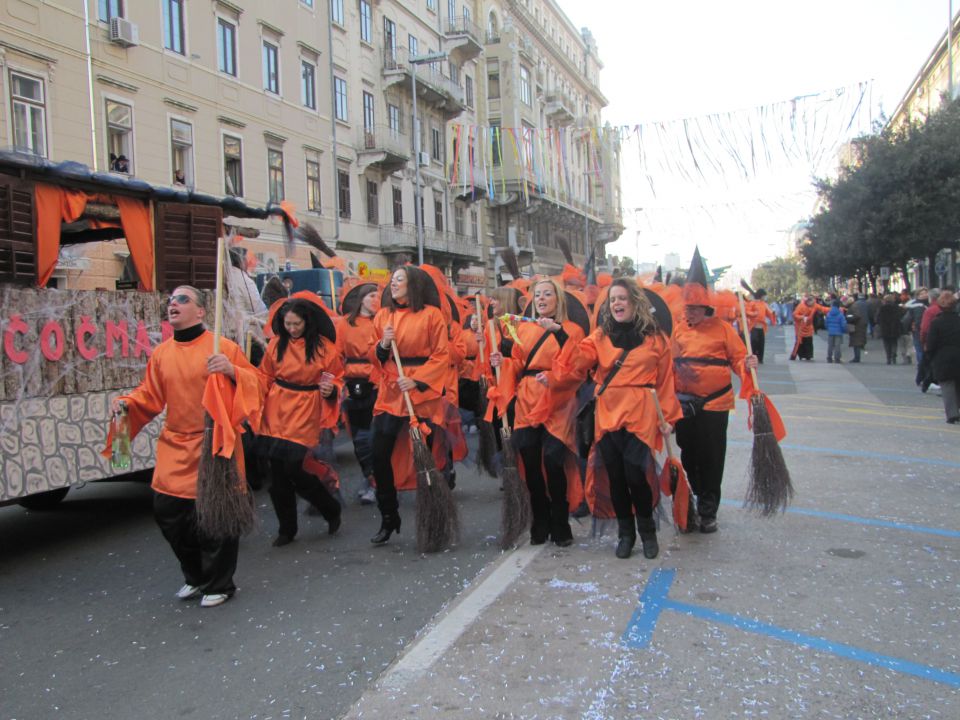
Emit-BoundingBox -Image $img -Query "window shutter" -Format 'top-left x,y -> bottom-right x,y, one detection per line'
154,203 -> 223,291
0,173 -> 37,285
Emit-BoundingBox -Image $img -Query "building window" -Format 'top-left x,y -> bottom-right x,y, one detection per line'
427,0 -> 436,11
223,135 -> 243,197
470,208 -> 478,239
431,127 -> 442,162
302,0 -> 314,7
217,18 -> 237,77
363,91 -> 375,133
331,0 -> 344,26
359,0 -> 372,43
170,118 -> 193,186
448,0 -> 456,25
267,148 -> 284,202
384,17 -> 397,59
334,77 -> 348,121
519,66 -> 531,106
337,170 -> 351,218
449,62 -> 460,86
99,0 -> 123,22
106,99 -> 133,172
487,59 -> 500,99
489,120 -> 501,167
388,103 -> 401,133
392,187 -> 403,226
306,152 -> 321,212
366,180 -> 379,224
454,205 -> 464,235
434,200 -> 443,232
301,60 -> 317,109
263,41 -> 280,94
162,0 -> 185,55
465,75 -> 473,108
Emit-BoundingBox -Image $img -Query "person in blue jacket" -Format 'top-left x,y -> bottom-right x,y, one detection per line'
825,300 -> 848,364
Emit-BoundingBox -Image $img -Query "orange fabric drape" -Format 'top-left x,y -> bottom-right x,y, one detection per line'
34,184 -> 155,290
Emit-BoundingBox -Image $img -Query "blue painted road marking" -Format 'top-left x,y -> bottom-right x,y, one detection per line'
623,569 -> 960,688
719,500 -> 960,539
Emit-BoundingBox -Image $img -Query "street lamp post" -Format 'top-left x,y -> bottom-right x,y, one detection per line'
409,51 -> 447,265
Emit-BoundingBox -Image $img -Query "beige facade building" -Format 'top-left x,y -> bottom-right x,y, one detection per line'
0,0 -> 620,292
889,12 -> 960,129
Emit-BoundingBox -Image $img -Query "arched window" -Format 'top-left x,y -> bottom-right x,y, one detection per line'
487,11 -> 499,42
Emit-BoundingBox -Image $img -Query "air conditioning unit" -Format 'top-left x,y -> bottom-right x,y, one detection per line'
109,17 -> 140,48
418,151 -> 431,166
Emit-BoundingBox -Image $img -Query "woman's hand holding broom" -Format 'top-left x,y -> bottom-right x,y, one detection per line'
206,354 -> 236,380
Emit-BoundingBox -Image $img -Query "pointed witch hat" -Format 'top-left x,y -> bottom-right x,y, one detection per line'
682,246 -> 711,307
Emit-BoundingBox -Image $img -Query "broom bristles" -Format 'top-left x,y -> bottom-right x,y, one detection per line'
557,237 -> 575,265
498,430 -> 531,550
196,418 -> 257,540
500,248 -> 521,280
745,395 -> 794,516
411,430 -> 460,553
297,221 -> 337,257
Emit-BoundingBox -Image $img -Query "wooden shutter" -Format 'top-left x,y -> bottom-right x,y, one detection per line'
154,203 -> 223,291
0,173 -> 37,285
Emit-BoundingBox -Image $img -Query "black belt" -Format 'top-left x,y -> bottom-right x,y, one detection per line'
276,377 -> 320,392
345,357 -> 368,364
520,369 -> 545,378
674,356 -> 731,367
465,355 -> 477,361
678,384 -> 733,404
396,356 -> 428,367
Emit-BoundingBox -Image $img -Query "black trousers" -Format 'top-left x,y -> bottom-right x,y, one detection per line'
514,426 -> 572,542
153,491 -> 238,595
796,336 -> 813,360
675,409 -> 729,520
371,413 -> 436,518
750,328 -> 766,363
343,391 -> 377,479
267,456 -> 341,538
597,429 -> 653,521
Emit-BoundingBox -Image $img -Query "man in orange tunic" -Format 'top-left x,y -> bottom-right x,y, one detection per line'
745,288 -> 777,363
791,294 -> 831,361
110,286 -> 262,607
672,250 -> 757,533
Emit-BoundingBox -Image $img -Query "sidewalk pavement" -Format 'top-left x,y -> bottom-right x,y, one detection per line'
342,327 -> 959,720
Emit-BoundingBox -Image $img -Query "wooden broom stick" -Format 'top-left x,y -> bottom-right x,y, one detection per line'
212,236 -> 226,354
737,291 -> 760,390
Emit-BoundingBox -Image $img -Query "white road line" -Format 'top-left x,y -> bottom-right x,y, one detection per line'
382,543 -> 544,689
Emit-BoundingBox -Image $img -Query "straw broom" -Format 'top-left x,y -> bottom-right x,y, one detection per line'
737,292 -> 794,515
391,341 -> 459,553
197,236 -> 257,539
490,319 -> 531,550
650,389 -> 694,532
475,295 -> 498,477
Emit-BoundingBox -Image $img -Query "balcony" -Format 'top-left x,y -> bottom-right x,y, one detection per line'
382,47 -> 466,119
379,223 -> 482,261
444,17 -> 483,62
357,125 -> 410,173
544,91 -> 575,125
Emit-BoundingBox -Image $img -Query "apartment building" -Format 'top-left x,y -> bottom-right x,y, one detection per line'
0,0 -> 619,291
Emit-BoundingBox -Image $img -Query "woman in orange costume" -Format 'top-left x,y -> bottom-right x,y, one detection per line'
337,282 -> 381,505
369,266 -> 450,544
791,294 -> 830,361
556,279 -> 680,559
490,278 -> 586,546
258,298 -> 344,546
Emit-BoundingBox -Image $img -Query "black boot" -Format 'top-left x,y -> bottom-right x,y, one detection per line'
615,518 -> 636,559
370,514 -> 401,544
637,517 -> 659,559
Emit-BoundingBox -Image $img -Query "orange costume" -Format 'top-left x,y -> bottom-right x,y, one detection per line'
792,300 -> 830,360
746,299 -> 777,333
558,328 -> 682,519
337,314 -> 381,398
503,319 -> 586,544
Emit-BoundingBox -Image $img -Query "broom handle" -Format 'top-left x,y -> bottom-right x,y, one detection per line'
212,236 -> 226,354
650,389 -> 677,461
737,291 -> 761,391
488,318 -> 501,385
476,295 -> 485,365
390,340 -> 419,422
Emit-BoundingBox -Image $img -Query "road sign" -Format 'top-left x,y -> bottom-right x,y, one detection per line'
935,260 -> 947,276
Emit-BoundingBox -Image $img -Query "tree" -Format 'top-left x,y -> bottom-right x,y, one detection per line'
750,256 -> 811,298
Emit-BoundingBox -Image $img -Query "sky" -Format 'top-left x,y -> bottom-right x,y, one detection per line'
558,0 -> 954,277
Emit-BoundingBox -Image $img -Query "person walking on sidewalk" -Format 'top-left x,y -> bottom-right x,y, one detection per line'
824,300 -> 848,364
745,289 -> 777,363
257,299 -> 344,546
925,290 -> 960,424
672,250 -> 758,533
877,294 -> 904,365
108,286 -> 263,608
791,294 -> 830,361
554,279 -> 681,559
845,296 -> 868,362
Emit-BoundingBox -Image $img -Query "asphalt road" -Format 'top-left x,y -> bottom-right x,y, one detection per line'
0,435 -> 504,720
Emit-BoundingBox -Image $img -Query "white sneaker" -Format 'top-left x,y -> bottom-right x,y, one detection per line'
176,584 -> 201,600
359,488 -> 376,505
200,593 -> 231,608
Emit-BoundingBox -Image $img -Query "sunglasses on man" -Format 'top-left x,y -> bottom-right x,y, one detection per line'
168,294 -> 198,306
